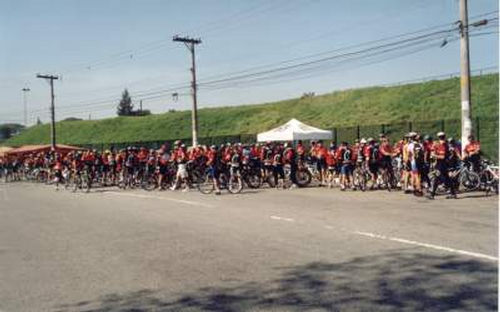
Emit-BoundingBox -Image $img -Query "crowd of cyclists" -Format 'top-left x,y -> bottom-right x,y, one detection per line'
1,131 -> 498,198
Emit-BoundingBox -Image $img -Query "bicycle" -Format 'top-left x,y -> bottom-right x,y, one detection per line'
479,160 -> 498,195
197,167 -> 242,194
352,164 -> 369,192
458,161 -> 480,192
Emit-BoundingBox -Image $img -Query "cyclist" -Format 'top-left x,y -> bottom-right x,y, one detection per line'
283,142 -> 298,187
206,145 -> 221,195
463,134 -> 481,173
421,135 -> 433,190
315,140 -> 328,186
272,144 -> 285,188
296,140 -> 306,164
146,149 -> 156,179
337,141 -> 354,191
364,138 -> 379,189
261,142 -> 274,182
325,143 -> 337,188
171,143 -> 190,191
407,133 -> 424,196
230,145 -> 241,177
428,132 -> 456,199
379,134 -> 395,189
156,147 -> 170,190
447,139 -> 462,196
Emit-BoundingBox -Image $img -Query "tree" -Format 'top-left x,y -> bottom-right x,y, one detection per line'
36,117 -> 42,125
117,89 -> 134,116
0,123 -> 25,140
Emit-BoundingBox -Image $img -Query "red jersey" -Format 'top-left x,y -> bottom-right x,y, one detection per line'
325,150 -> 336,166
379,142 -> 392,157
250,146 -> 259,158
432,141 -> 448,160
296,144 -> 306,156
206,150 -> 216,165
464,141 -> 480,156
316,146 -> 328,159
138,151 -> 148,163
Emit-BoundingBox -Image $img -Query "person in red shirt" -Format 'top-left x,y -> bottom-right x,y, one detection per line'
171,144 -> 189,191
315,141 -> 328,186
463,134 -> 481,172
429,132 -> 456,199
325,144 -> 337,188
364,138 -> 379,189
283,142 -> 298,187
296,140 -> 306,163
378,134 -> 396,189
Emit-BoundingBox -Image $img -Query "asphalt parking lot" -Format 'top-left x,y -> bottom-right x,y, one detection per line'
0,182 -> 497,311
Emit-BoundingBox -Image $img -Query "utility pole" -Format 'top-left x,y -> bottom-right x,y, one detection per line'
173,35 -> 202,147
36,74 -> 59,149
21,87 -> 30,127
140,100 -> 143,113
459,0 -> 472,153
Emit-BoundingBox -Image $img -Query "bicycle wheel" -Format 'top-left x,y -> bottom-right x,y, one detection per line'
245,172 -> 262,189
197,173 -> 215,194
296,168 -> 312,187
358,170 -> 367,192
72,176 -> 80,192
460,170 -> 480,191
84,174 -> 91,193
142,175 -> 157,191
228,175 -> 243,194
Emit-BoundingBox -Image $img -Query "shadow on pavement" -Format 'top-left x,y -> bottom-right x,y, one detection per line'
54,250 -> 498,311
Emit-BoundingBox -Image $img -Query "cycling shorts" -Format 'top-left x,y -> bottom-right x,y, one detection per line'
316,158 -> 327,171
410,160 -> 421,173
341,164 -> 353,175
380,156 -> 392,169
368,163 -> 379,174
208,165 -> 219,179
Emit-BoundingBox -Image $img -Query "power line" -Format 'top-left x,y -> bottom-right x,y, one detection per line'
5,16 -> 495,120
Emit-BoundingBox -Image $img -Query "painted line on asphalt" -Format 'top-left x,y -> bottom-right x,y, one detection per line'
104,191 -> 215,208
270,215 -> 295,222
353,231 -> 498,262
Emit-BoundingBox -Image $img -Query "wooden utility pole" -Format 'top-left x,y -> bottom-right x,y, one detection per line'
21,87 -> 30,126
173,35 -> 202,147
459,0 -> 472,153
36,74 -> 59,149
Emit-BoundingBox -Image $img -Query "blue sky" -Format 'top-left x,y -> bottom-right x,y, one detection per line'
0,0 -> 498,124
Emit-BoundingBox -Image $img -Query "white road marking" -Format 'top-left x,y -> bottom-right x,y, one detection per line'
353,231 -> 498,262
104,191 -> 215,208
270,215 -> 295,222
324,225 -> 334,230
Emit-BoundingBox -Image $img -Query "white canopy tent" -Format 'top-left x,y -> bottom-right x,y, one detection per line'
257,119 -> 332,142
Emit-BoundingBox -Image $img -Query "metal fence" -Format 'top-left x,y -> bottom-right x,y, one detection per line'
82,117 -> 498,162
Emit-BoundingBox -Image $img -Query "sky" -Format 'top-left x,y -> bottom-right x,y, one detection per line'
0,0 -> 498,125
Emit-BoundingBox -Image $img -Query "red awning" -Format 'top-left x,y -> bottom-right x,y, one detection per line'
6,144 -> 85,157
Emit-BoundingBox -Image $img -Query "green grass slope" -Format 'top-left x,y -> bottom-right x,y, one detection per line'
6,73 -> 498,146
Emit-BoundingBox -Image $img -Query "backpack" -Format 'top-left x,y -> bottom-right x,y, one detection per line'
344,149 -> 352,162
371,145 -> 379,161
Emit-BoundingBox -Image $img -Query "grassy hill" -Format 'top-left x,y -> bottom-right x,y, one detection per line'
5,73 -> 498,147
